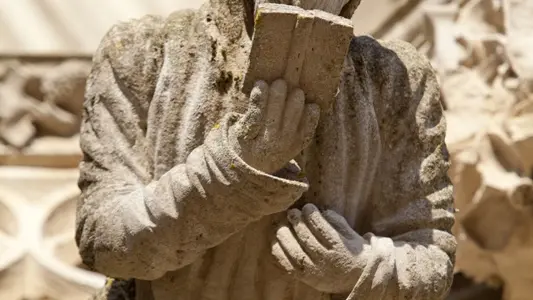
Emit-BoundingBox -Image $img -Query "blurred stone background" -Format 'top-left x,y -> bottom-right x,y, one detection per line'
2,0 -> 532,299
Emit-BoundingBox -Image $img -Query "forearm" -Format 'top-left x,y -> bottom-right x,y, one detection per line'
344,231 -> 455,300
345,188 -> 456,299
145,114 -> 309,258
76,114 -> 308,280
328,36 -> 456,299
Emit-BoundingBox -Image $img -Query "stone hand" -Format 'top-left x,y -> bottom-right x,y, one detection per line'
271,204 -> 367,294
230,79 -> 320,174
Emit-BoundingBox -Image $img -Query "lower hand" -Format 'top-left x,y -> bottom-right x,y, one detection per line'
271,204 -> 368,294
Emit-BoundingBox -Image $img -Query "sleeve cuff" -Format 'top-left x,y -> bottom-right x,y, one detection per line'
202,113 -> 310,216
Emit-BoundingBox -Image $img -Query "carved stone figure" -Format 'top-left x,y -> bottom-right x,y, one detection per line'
76,0 -> 455,299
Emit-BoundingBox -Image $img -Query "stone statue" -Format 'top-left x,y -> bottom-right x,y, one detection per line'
75,0 -> 456,299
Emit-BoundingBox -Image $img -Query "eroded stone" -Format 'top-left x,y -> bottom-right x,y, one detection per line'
243,3 -> 353,110
75,1 -> 454,300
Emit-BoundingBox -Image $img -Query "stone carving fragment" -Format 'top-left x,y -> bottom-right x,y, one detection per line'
447,103 -> 533,300
0,58 -> 95,299
421,0 -> 533,299
0,59 -> 90,151
423,1 -> 463,73
0,59 -> 90,168
503,0 -> 533,90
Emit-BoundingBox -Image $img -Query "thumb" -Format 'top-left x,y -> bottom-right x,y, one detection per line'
237,80 -> 269,140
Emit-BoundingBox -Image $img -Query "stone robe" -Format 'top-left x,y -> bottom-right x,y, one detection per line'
76,0 -> 456,299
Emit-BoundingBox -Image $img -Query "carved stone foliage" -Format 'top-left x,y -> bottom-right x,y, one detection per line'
0,58 -> 90,168
420,1 -> 533,299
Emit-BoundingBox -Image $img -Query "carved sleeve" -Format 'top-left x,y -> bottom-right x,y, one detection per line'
345,37 -> 456,299
76,16 -> 308,281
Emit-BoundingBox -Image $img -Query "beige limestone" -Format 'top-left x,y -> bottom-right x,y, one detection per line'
0,1 -> 440,300
420,0 -> 533,299
243,4 -> 353,110
2,0 -> 530,299
0,168 -> 105,300
2,0 -> 505,299
0,57 -> 100,299
75,0 -> 454,300
503,0 -> 533,88
0,58 -> 89,167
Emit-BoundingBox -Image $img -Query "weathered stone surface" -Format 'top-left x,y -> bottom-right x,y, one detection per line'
243,4 -> 353,110
75,1 -> 454,300
0,58 -> 89,167
0,1 -> 476,300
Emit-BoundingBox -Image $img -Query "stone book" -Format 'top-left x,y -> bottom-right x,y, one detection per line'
242,3 -> 354,111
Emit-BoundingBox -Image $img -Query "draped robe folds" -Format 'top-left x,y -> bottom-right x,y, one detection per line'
76,0 -> 456,299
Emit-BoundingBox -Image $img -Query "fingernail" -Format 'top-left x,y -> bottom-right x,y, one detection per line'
287,209 -> 301,223
302,203 -> 317,212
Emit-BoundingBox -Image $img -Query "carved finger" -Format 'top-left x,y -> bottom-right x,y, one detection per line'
239,80 -> 269,139
287,209 -> 327,258
322,210 -> 359,241
302,203 -> 342,248
271,240 -> 295,274
275,224 -> 314,272
264,79 -> 288,139
281,89 -> 305,138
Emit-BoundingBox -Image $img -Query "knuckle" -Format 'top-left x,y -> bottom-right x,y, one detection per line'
255,80 -> 268,89
291,97 -> 305,108
273,78 -> 287,86
271,79 -> 288,93
292,88 -> 305,100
